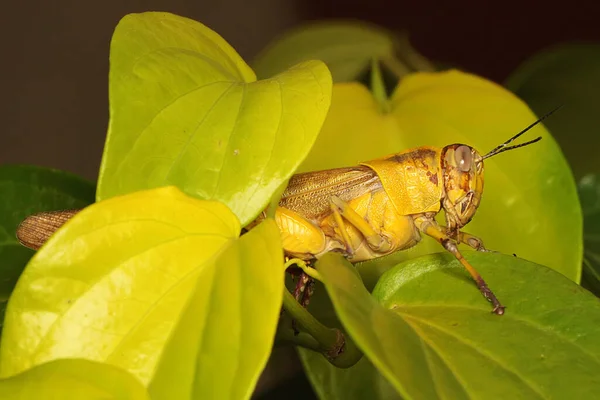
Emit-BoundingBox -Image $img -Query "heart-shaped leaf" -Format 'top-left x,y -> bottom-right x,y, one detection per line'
315,252 -> 600,399
148,219 -> 283,400
299,70 -> 582,283
0,165 -> 95,334
506,44 -> 600,177
0,186 -> 237,379
0,359 -> 149,399
98,12 -> 332,225
0,186 -> 283,400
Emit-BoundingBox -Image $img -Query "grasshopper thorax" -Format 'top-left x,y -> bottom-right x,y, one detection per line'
440,144 -> 484,234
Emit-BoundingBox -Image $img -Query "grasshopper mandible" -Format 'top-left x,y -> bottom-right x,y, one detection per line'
16,109 -> 558,315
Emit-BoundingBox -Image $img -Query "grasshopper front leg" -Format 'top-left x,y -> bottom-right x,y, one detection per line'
414,216 -> 505,315
458,231 -> 490,252
438,228 -> 492,252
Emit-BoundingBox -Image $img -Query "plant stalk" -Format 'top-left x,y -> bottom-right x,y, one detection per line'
275,326 -> 321,351
370,58 -> 391,113
280,289 -> 363,368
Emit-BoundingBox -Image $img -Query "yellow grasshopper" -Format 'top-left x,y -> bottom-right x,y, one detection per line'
264,112 -> 552,315
16,109 -> 557,315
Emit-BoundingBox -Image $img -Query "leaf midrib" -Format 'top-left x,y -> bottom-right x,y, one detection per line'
397,311 -> 548,399
392,303 -> 600,367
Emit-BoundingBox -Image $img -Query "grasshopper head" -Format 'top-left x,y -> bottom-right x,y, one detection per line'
438,107 -> 559,235
440,144 -> 484,232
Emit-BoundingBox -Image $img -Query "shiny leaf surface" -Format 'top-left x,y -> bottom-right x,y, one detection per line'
0,187 -> 240,383
317,252 -> 600,399
149,220 -> 283,400
0,359 -> 149,400
98,12 -> 331,225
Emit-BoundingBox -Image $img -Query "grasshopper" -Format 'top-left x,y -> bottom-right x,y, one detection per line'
16,109 -> 558,315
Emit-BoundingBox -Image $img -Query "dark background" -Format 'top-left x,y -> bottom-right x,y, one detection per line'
2,0 -> 600,181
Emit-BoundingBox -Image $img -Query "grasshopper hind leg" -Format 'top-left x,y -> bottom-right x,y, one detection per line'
293,272 -> 315,308
291,272 -> 314,335
285,258 -> 317,335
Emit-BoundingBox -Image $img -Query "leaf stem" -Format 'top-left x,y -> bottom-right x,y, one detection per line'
281,288 -> 363,368
275,326 -> 321,351
380,56 -> 411,80
370,59 -> 391,113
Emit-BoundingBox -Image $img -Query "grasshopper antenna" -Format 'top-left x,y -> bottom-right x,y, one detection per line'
483,105 -> 563,159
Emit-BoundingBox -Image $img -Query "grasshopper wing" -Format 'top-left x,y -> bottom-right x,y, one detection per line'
279,166 -> 382,221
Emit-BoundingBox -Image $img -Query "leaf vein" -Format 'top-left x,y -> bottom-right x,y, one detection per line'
398,311 -> 549,399
211,84 -> 247,198
113,80 -> 231,181
397,304 -> 600,366
162,82 -> 237,184
30,233 -> 231,361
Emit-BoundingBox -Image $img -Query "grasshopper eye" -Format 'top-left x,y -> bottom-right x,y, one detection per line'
455,145 -> 473,172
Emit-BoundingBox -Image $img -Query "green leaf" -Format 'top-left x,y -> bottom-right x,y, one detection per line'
0,188 -> 236,380
297,290 -> 399,400
295,273 -> 397,399
98,12 -> 332,225
505,44 -> 600,178
299,351 -> 399,400
579,174 -> 600,295
296,284 -> 398,400
0,165 -> 95,333
252,21 -> 397,83
0,359 -> 149,399
148,219 -> 283,400
299,70 -> 582,283
296,82 -> 404,174
317,252 -> 600,399
0,186 -> 284,397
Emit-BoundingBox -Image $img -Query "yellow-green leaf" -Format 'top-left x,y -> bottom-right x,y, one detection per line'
98,12 -> 332,225
297,83 -> 403,173
0,187 -> 242,383
300,70 -> 581,282
0,187 -> 284,397
148,220 -> 283,400
390,71 -> 581,281
0,359 -> 149,400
